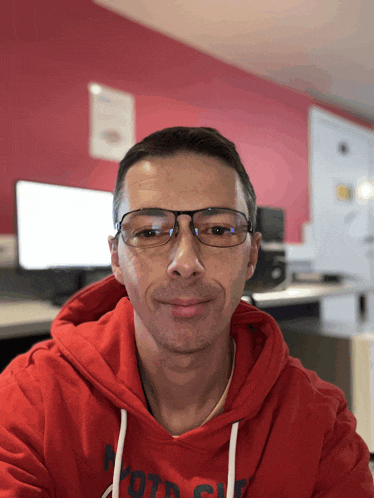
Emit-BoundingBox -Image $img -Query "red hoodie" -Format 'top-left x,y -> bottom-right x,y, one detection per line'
0,274 -> 373,497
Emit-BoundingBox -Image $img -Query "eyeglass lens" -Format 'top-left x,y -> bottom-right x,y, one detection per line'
120,209 -> 248,247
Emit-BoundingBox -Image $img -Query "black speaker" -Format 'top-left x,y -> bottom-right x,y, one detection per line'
256,206 -> 284,243
244,207 -> 288,293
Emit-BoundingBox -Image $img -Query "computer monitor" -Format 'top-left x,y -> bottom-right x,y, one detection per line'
15,180 -> 114,270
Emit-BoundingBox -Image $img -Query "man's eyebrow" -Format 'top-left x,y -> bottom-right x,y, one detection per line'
136,208 -> 169,216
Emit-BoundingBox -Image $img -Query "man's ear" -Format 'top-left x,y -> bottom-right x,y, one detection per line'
108,236 -> 124,285
246,232 -> 262,281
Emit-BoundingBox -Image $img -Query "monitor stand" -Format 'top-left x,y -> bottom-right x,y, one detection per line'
50,270 -> 86,307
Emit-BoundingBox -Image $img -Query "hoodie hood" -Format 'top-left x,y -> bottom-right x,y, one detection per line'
51,274 -> 289,428
51,275 -> 290,497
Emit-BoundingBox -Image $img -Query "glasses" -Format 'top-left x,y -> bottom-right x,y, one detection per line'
115,207 -> 253,248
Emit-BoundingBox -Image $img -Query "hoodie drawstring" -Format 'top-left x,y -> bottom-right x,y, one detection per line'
227,420 -> 239,498
112,409 -> 127,498
112,410 -> 239,498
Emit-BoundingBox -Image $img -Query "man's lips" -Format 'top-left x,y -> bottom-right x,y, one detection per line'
159,298 -> 211,317
163,298 -> 210,306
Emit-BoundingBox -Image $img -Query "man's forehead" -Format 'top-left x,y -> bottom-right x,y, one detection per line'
119,152 -> 248,214
124,153 -> 239,189
130,152 -> 234,174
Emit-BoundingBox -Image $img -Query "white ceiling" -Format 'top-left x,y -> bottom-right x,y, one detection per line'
95,0 -> 374,122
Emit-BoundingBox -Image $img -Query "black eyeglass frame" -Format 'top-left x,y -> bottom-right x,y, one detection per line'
115,207 -> 254,248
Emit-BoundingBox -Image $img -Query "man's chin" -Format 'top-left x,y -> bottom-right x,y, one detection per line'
155,337 -> 213,356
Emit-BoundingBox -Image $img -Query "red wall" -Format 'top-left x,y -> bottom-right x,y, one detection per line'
2,0 -> 373,242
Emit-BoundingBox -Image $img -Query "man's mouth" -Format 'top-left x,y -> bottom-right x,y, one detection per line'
166,298 -> 209,306
160,299 -> 210,318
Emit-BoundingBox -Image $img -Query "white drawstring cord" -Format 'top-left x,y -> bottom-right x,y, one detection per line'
112,409 -> 127,498
111,411 -> 238,498
227,421 -> 239,498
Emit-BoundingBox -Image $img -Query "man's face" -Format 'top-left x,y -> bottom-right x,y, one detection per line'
109,152 -> 261,354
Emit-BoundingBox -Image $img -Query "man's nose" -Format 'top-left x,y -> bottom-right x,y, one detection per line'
166,216 -> 205,279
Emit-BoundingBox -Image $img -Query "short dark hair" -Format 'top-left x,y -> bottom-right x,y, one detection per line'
113,126 -> 257,232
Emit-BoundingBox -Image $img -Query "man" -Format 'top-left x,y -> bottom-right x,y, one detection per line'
0,127 -> 373,497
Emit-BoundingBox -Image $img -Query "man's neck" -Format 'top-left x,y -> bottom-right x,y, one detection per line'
136,335 -> 234,436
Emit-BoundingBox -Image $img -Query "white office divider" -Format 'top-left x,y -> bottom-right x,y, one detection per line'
352,332 -> 374,452
320,289 -> 374,324
321,293 -> 359,323
309,106 -> 374,283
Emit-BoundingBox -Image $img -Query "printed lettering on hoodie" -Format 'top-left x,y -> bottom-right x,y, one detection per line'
103,444 -> 250,497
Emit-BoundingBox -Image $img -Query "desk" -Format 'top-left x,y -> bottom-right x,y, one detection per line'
0,300 -> 60,339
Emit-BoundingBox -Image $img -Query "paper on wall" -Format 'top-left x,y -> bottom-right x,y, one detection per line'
88,82 -> 135,162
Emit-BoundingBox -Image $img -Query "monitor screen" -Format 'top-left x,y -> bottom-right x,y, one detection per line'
15,180 -> 114,270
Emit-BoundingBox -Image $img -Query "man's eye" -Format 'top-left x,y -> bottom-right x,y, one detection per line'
135,229 -> 161,238
208,226 -> 232,235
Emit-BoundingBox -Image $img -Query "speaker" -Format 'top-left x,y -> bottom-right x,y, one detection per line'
256,206 -> 284,242
244,207 -> 288,293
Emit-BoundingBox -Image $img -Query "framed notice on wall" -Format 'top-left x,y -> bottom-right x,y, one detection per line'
88,82 -> 135,162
